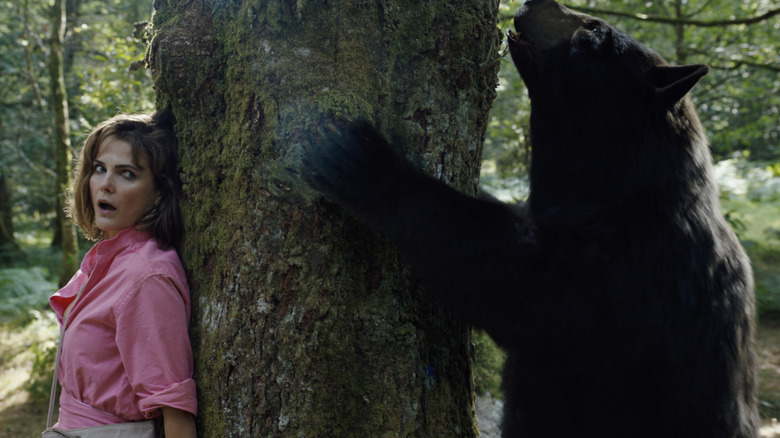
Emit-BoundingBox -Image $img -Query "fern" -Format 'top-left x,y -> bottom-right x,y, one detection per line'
0,267 -> 56,323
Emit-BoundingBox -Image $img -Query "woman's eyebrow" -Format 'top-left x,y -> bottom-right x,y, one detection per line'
93,159 -> 144,171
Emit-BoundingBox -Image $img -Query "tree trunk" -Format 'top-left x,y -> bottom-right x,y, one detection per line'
149,1 -> 500,436
0,172 -> 23,266
49,0 -> 79,286
672,0 -> 687,64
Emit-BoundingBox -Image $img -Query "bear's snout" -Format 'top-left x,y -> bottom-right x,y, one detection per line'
513,0 -> 590,53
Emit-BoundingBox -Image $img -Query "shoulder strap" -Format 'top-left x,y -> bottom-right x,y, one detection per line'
46,280 -> 88,429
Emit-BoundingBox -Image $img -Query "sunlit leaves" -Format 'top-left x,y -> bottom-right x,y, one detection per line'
66,0 -> 155,135
0,0 -> 154,219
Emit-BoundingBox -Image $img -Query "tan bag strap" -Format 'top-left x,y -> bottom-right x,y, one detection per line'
46,279 -> 88,430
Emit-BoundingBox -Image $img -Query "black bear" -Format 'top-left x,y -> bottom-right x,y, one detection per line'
300,0 -> 758,436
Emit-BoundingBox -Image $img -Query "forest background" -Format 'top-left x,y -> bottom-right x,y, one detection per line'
0,0 -> 778,436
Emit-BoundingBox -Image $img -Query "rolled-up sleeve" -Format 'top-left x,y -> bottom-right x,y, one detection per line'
115,274 -> 197,418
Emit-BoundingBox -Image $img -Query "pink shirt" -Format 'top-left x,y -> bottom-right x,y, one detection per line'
50,228 -> 197,428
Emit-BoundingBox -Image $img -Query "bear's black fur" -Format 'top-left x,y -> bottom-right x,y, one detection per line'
300,0 -> 758,436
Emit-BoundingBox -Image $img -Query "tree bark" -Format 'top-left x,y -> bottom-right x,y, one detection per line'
49,0 -> 79,287
150,1 -> 500,436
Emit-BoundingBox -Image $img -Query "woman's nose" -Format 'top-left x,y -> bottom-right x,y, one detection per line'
94,173 -> 115,192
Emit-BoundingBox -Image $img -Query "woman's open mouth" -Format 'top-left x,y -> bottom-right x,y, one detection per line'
506,29 -> 530,49
97,200 -> 117,213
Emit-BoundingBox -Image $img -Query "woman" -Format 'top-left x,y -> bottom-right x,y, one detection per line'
49,109 -> 197,437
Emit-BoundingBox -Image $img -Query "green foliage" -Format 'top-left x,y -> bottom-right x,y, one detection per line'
0,0 -> 57,218
66,0 -> 156,132
481,3 -> 535,178
11,215 -> 71,283
752,244 -> 780,319
482,57 -> 532,179
0,267 -> 56,324
0,217 -> 62,412
23,310 -> 59,406
0,0 -> 155,225
717,157 -> 780,316
472,329 -> 507,399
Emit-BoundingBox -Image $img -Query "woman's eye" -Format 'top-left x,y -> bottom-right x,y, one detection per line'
121,170 -> 136,179
94,164 -> 106,173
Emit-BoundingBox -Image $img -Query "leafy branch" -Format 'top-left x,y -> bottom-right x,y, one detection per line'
562,4 -> 780,27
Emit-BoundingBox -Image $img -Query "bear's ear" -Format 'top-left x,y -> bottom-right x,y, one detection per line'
650,64 -> 710,107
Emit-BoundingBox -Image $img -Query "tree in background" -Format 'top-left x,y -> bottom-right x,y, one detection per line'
0,0 -> 154,269
0,172 -> 23,265
1,0 -> 61,246
150,0 -> 501,435
49,0 -> 79,286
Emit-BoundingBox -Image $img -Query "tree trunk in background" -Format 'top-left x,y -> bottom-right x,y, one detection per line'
672,0 -> 687,64
0,172 -> 23,266
50,0 -> 79,287
150,0 -> 500,436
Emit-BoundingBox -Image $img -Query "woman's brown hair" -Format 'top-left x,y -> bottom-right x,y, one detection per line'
67,109 -> 182,248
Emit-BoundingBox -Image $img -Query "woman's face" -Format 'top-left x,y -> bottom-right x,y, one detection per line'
89,136 -> 159,240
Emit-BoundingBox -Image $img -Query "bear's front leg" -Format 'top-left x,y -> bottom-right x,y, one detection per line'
300,119 -> 540,341
300,119 -> 414,221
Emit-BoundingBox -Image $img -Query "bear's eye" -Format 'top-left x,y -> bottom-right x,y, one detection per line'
582,20 -> 601,32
